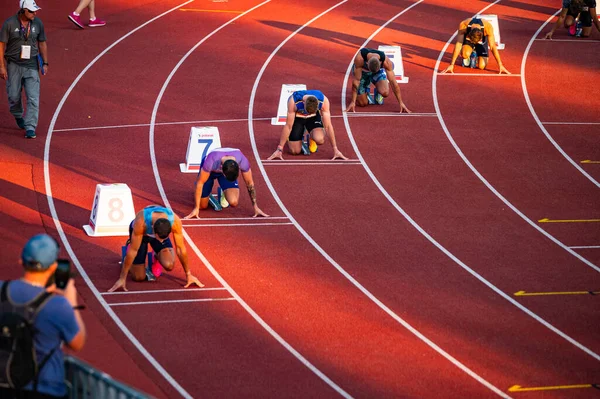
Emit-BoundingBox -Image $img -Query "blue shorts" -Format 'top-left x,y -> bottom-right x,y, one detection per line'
128,221 -> 173,265
200,172 -> 239,198
356,67 -> 387,95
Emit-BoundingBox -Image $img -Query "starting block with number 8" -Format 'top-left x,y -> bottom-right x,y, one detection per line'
271,84 -> 306,125
378,45 -> 409,84
83,183 -> 136,237
476,14 -> 505,50
180,126 -> 222,173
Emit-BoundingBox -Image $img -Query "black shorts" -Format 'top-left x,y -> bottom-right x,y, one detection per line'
128,221 -> 173,265
289,112 -> 324,141
567,7 -> 593,27
463,36 -> 489,57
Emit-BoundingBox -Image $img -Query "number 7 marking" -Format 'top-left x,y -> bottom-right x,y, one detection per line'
198,139 -> 214,165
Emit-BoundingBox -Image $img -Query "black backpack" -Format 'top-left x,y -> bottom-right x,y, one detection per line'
0,281 -> 55,391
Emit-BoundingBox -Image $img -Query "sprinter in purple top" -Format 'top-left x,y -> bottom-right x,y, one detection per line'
185,147 -> 269,218
267,90 -> 347,161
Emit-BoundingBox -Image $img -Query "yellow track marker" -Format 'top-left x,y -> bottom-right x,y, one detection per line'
514,290 -> 599,297
508,384 -> 596,392
538,218 -> 600,223
179,8 -> 242,13
580,160 -> 600,164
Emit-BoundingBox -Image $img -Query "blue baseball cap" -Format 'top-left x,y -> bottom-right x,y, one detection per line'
21,234 -> 59,270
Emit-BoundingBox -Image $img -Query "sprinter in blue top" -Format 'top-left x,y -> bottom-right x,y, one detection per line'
267,89 -> 347,160
108,205 -> 204,292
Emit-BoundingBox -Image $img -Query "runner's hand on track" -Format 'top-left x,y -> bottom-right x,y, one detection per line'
184,273 -> 205,288
253,205 -> 269,217
498,65 -> 511,75
439,65 -> 455,74
332,148 -> 348,161
399,102 -> 412,114
108,278 -> 127,292
184,208 -> 200,219
544,32 -> 553,40
345,102 -> 356,112
267,149 -> 284,160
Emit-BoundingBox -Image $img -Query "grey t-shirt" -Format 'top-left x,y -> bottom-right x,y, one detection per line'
0,13 -> 46,69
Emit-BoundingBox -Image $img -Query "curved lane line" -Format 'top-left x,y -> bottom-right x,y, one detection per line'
431,9 -> 600,273
44,2 -> 196,398
248,1 -> 512,398
429,3 -> 600,359
521,11 -> 600,188
147,1 -> 352,397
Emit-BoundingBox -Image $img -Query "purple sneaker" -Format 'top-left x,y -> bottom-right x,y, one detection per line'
68,12 -> 84,29
88,17 -> 106,28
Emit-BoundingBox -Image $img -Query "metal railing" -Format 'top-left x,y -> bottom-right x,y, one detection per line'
64,356 -> 154,399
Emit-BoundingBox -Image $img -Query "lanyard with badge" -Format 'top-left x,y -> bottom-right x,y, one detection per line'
20,21 -> 32,60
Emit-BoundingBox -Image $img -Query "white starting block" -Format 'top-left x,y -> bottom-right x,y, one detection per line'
378,45 -> 409,83
83,183 -> 136,237
476,14 -> 505,50
271,84 -> 306,125
179,126 -> 222,173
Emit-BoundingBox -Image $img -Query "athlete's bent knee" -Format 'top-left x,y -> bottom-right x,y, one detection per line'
228,198 -> 239,207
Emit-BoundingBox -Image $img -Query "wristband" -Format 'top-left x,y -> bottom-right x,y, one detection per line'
276,146 -> 283,152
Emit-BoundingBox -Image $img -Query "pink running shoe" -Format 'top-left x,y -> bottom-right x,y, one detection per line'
68,13 -> 84,29
150,254 -> 163,278
88,17 -> 106,28
568,23 -> 576,36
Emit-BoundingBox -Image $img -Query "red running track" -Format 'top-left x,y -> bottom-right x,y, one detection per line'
1,0 -> 599,397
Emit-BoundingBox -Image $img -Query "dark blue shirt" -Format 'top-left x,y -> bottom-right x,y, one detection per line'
0,280 -> 79,397
291,90 -> 324,115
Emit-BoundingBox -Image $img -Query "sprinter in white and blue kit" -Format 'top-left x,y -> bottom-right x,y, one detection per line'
267,89 -> 347,161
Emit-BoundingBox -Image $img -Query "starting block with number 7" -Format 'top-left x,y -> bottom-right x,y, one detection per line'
83,183 -> 136,237
271,84 -> 306,125
476,14 -> 505,50
378,45 -> 409,83
180,126 -> 222,173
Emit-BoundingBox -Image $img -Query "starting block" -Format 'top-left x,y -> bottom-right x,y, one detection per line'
476,14 -> 505,50
83,183 -> 136,237
180,126 -> 221,173
208,187 -> 227,211
378,45 -> 409,83
271,84 -> 306,125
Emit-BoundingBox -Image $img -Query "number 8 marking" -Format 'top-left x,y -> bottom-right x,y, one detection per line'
108,198 -> 124,222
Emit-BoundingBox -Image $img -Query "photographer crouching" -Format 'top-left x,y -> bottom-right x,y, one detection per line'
0,234 -> 86,399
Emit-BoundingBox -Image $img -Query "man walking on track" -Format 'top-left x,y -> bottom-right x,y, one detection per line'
185,147 -> 269,218
108,205 -> 204,292
0,0 -> 48,139
440,17 -> 510,74
346,47 -> 411,113
268,89 -> 348,160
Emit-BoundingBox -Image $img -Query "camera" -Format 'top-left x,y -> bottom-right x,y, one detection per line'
46,258 -> 71,289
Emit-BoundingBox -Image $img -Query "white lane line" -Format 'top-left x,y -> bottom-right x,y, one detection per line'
147,2 -> 352,398
43,2 -> 196,398
102,288 -> 227,295
522,13 -> 600,188
435,73 -> 521,77
542,122 -> 600,125
252,1 -> 508,398
570,246 -> 600,249
53,117 -> 272,132
109,298 -> 236,306
182,222 -> 294,227
431,6 -> 600,361
344,112 -> 438,117
263,162 -> 362,166
262,159 -> 360,162
338,3 -> 510,398
108,298 -> 235,306
183,216 -> 289,221
53,113 -> 439,133
534,38 -> 600,42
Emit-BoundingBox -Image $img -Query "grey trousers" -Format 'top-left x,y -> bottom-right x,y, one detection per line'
6,62 -> 40,131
